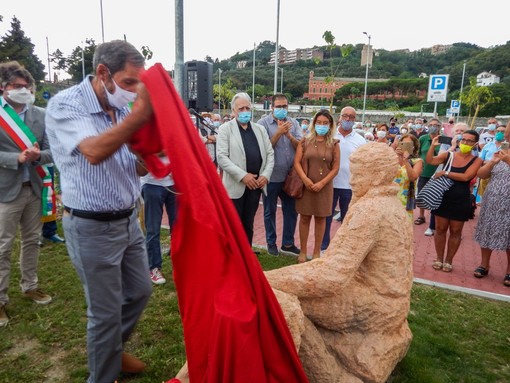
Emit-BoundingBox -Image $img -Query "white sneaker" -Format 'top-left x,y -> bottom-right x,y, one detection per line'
424,228 -> 435,236
150,268 -> 166,285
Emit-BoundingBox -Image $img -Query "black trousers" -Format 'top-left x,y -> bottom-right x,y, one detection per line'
231,187 -> 262,246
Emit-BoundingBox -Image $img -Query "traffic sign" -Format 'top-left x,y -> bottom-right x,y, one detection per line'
427,74 -> 449,102
42,91 -> 51,100
450,99 -> 460,113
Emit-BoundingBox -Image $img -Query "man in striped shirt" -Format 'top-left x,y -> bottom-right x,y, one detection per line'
45,40 -> 153,383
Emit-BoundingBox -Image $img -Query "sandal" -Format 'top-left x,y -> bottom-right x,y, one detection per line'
297,254 -> 307,264
504,274 -> 510,287
474,266 -> 489,278
442,263 -> 453,272
432,260 -> 443,270
414,217 -> 426,225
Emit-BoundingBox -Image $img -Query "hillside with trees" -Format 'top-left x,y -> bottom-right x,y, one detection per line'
1,14 -> 509,117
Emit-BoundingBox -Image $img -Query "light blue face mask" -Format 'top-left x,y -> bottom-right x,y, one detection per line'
301,124 -> 309,131
273,108 -> 288,120
213,121 -> 221,128
315,124 -> 330,136
237,111 -> 252,124
341,120 -> 355,131
488,124 -> 497,131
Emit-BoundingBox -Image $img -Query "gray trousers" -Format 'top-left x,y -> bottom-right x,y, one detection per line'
0,186 -> 42,305
63,211 -> 152,383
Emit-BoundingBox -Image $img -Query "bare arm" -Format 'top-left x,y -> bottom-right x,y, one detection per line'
426,136 -> 448,165
79,83 -> 152,164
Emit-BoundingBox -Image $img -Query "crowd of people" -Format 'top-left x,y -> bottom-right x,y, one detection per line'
0,40 -> 509,382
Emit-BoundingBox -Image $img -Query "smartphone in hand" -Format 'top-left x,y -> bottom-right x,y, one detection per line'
398,141 -> 414,154
438,135 -> 452,145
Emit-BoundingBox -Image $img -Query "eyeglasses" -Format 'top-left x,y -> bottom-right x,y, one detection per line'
8,83 -> 30,90
274,105 -> 288,109
428,124 -> 440,128
341,114 -> 356,120
460,138 -> 477,144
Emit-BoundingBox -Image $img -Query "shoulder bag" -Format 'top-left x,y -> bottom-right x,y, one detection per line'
415,152 -> 454,210
283,139 -> 307,199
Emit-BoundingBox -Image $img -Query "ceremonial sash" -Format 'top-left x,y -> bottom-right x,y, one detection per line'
0,104 -> 56,222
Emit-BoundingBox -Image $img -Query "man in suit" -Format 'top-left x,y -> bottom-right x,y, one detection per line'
217,92 -> 274,247
0,61 -> 53,327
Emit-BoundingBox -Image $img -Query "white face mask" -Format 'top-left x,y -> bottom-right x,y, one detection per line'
7,87 -> 35,105
377,130 -> 387,139
103,75 -> 137,109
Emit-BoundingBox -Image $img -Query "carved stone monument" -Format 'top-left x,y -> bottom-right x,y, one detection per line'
265,142 -> 414,383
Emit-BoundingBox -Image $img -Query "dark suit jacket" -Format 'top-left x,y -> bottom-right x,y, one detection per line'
0,104 -> 52,202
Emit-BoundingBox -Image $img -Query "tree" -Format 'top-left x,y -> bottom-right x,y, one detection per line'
319,31 -> 353,112
50,49 -> 67,72
66,39 -> 97,82
213,78 -> 236,113
461,77 -> 501,127
0,16 -> 45,82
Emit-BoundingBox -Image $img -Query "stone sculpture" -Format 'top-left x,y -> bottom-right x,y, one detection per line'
173,143 -> 413,383
265,142 -> 414,383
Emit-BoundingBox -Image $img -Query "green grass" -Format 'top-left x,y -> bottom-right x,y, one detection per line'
0,226 -> 509,382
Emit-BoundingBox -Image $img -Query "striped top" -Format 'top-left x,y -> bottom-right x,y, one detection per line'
45,76 -> 140,211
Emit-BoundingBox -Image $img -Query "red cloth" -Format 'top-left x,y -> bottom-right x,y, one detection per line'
133,64 -> 308,383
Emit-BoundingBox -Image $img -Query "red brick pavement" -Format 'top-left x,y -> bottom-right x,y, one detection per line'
251,202 -> 510,298
164,201 -> 510,299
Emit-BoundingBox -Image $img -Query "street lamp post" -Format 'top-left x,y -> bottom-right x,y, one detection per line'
361,32 -> 371,126
81,43 -> 86,80
218,68 -> 222,113
273,0 -> 280,95
99,0 -> 105,43
280,67 -> 283,93
458,60 -> 467,121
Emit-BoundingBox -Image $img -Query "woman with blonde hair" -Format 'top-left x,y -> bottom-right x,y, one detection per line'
293,110 -> 340,262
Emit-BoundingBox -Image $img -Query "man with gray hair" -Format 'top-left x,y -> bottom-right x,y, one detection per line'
0,61 -> 53,327
217,92 -> 274,247
45,40 -> 153,382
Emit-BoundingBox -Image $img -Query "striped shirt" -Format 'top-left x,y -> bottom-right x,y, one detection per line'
45,75 -> 140,211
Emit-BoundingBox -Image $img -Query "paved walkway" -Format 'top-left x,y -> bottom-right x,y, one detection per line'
251,202 -> 510,299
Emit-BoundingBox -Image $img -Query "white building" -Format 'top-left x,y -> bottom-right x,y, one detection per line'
476,71 -> 500,86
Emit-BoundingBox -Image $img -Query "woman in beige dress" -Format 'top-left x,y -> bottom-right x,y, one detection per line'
294,110 -> 340,262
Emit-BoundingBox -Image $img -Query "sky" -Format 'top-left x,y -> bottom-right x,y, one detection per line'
2,0 -> 509,80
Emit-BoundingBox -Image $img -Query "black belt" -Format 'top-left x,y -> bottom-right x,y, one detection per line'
22,181 -> 31,187
64,206 -> 134,221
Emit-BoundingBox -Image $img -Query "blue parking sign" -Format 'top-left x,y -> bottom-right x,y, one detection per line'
451,100 -> 460,108
427,74 -> 449,102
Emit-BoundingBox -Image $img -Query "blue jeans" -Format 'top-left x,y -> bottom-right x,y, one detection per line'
321,188 -> 352,251
142,184 -> 177,270
262,181 -> 298,247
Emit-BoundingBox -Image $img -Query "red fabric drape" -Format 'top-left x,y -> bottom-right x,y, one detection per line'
130,64 -> 308,383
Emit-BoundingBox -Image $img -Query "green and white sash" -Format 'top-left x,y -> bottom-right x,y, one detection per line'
0,104 -> 56,222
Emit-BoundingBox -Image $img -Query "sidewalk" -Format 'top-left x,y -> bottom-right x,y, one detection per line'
251,202 -> 510,299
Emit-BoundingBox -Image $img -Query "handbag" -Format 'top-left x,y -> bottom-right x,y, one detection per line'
283,167 -> 304,198
416,152 -> 454,210
283,139 -> 307,199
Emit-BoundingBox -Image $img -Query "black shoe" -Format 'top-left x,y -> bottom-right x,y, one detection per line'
280,244 -> 300,255
267,244 -> 279,256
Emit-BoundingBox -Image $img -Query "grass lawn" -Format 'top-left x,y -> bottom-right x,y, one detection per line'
0,226 -> 509,382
